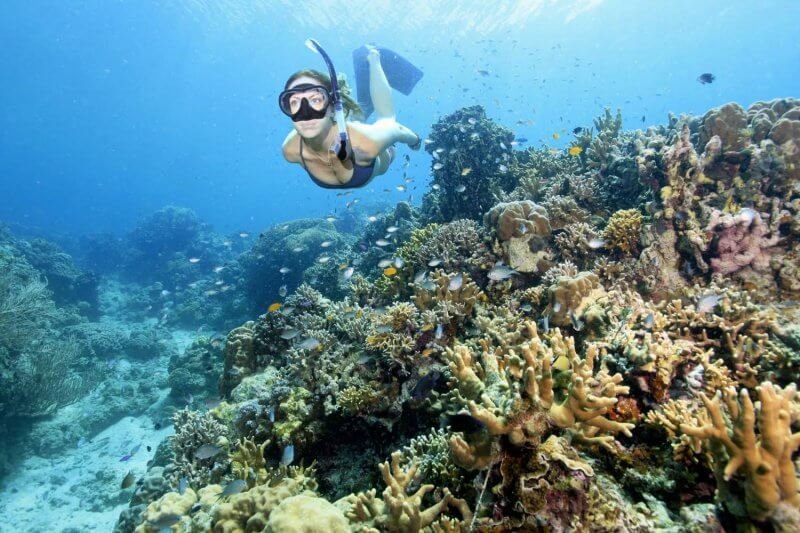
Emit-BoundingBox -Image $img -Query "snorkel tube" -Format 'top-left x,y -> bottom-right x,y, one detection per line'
305,38 -> 349,162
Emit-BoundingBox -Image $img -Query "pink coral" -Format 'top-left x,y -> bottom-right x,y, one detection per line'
707,209 -> 779,275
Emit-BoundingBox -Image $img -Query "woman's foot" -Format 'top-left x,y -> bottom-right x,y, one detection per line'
409,133 -> 422,151
366,45 -> 380,64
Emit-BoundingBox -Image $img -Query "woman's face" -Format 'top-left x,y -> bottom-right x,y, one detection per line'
287,75 -> 332,139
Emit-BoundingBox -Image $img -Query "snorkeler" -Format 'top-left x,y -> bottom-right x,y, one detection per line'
280,41 -> 423,189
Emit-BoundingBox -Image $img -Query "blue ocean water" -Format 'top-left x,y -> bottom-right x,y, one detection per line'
1,1 -> 799,531
1,0 -> 796,236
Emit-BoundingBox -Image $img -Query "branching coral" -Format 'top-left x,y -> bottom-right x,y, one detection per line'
171,408 -> 232,487
603,209 -> 643,255
678,383 -> 800,522
412,270 -> 484,328
344,451 -> 472,531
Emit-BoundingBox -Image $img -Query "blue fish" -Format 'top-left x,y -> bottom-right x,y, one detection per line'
281,445 -> 294,466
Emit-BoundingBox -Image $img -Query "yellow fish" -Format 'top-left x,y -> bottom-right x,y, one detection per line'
421,348 -> 435,357
268,302 -> 282,312
552,132 -> 560,140
553,355 -> 571,371
461,167 -> 472,176
568,145 -> 583,156
383,266 -> 398,277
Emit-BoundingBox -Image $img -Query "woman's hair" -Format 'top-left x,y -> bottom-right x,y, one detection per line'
284,69 -> 363,119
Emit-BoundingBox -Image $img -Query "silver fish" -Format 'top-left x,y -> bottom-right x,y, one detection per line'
320,240 -> 334,248
739,207 -> 758,224
278,285 -> 288,297
394,257 -> 405,268
194,444 -> 222,460
281,445 -> 295,466
435,323 -> 444,340
570,312 -> 584,331
269,405 -> 276,423
421,280 -> 437,291
455,185 -> 466,193
643,313 -> 654,329
414,270 -> 428,283
298,338 -> 321,350
541,315 -> 550,333
375,325 -> 393,334
376,239 -> 391,247
178,477 -> 188,495
387,226 -> 399,233
433,163 -> 444,170
148,513 -> 182,528
280,328 -> 300,340
488,265 -> 517,281
292,246 -> 304,253
279,267 -> 291,274
218,479 -> 247,500
428,258 -> 443,267
588,238 -> 605,249
378,259 -> 394,268
552,302 -> 562,313
448,274 -> 463,291
317,256 -> 331,264
341,267 -> 355,280
697,294 -> 721,314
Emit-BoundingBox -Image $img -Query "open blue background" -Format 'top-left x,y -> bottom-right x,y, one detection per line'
1,0 -> 798,236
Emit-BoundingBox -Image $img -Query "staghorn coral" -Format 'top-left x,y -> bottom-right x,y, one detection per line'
171,408 -> 232,487
344,451 -> 472,532
230,437 -> 271,489
484,200 -> 553,273
446,323 -> 634,470
554,222 -> 601,268
603,209 -> 643,255
678,383 -> 800,522
546,271 -> 604,327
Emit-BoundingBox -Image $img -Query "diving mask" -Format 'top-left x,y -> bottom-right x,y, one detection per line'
278,83 -> 331,122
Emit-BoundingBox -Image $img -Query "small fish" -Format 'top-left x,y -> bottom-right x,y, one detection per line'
414,270 -> 428,283
424,138 -> 434,144
341,267 -> 355,280
433,163 -> 444,170
195,444 -> 222,460
281,306 -> 295,315
386,226 -> 399,233
298,338 -> 321,350
268,303 -> 282,313
540,315 -> 550,333
376,239 -> 391,247
383,266 -> 398,277
317,256 -> 331,264
281,445 -> 295,466
432,184 -> 441,191
643,313 -> 654,329
367,215 -> 378,223
213,266 -> 225,273
278,285 -> 288,297
476,69 -> 490,77
178,477 -> 188,495
500,142 -> 507,150
279,267 -> 291,274
488,264 -> 517,281
320,240 -> 334,248
190,503 -> 202,514
421,280 -> 437,291
467,118 -> 477,125
239,232 -> 249,238
325,216 -> 337,222
119,454 -> 132,462
572,127 -> 584,134
447,412 -> 486,434
588,238 -> 605,249
269,405 -> 276,422
375,325 -> 393,334
217,479 -> 248,500
448,274 -> 463,291
411,370 -> 443,401
552,132 -> 560,140
280,328 -> 300,340
378,258 -> 394,268
553,355 -> 571,371
570,311 -> 584,331
121,471 -> 135,489
697,73 -> 715,84
434,323 -> 444,340
515,136 -> 528,143
394,257 -> 405,268
520,303 -> 533,313
188,257 -> 201,263
552,302 -> 562,313
697,294 -> 721,314
498,164 -> 508,173
396,185 -> 407,192
739,207 -> 758,224
518,222 -> 528,235
568,146 -> 583,156
641,115 -> 646,123
148,513 -> 182,528
428,258 -> 443,267
455,184 -> 467,193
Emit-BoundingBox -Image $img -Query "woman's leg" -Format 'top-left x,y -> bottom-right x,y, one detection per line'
367,47 -> 395,120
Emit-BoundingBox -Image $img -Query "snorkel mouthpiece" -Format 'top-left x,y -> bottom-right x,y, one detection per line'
305,38 -> 349,161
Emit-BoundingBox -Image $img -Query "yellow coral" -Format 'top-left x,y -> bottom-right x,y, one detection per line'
603,209 -> 643,255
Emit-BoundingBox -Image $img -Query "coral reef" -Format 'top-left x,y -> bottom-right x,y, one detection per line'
484,200 -> 553,273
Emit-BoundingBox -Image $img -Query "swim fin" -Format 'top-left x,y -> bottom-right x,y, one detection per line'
352,45 -> 423,120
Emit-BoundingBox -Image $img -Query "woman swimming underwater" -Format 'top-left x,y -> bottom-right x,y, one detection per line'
280,42 -> 422,189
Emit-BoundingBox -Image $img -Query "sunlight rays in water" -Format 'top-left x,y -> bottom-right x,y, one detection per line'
176,0 -> 605,34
